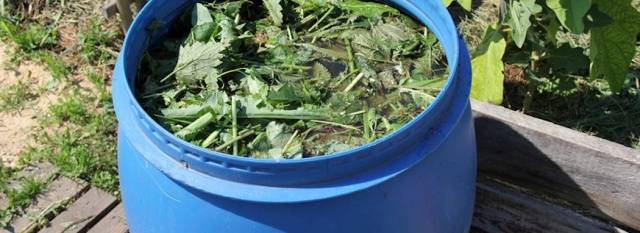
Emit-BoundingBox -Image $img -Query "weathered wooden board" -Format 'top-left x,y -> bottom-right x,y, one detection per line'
0,163 -> 57,215
471,100 -> 640,230
87,203 -> 128,233
39,187 -> 118,233
102,0 -> 119,18
116,0 -> 134,31
3,176 -> 88,233
472,176 -> 626,233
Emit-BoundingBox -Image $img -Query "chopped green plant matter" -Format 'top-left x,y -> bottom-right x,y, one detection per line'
137,0 -> 448,159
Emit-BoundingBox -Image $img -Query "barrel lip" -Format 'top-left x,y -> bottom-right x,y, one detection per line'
114,0 -> 470,188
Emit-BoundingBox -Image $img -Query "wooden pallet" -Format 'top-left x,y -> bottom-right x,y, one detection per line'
102,0 -> 147,32
3,101 -> 638,232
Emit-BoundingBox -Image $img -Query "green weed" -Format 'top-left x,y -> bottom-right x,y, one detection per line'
0,81 -> 37,112
509,78 -> 640,148
0,17 -> 57,54
34,80 -> 118,193
0,178 -> 46,226
47,92 -> 86,125
79,19 -> 116,64
39,51 -> 70,82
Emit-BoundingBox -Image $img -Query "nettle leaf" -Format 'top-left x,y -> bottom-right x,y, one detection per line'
505,0 -> 542,48
268,84 -> 302,105
545,0 -> 591,33
192,3 -> 214,25
339,0 -> 399,18
471,24 -> 506,104
590,0 -> 640,91
442,0 -> 472,11
191,3 -> 217,42
263,0 -> 283,27
174,41 -> 226,84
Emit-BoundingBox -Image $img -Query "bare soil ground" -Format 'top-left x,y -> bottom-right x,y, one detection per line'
0,45 -> 58,167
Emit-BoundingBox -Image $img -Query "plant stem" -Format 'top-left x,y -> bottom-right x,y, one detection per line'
281,130 -> 299,157
201,131 -> 220,148
175,112 -> 214,139
523,50 -> 539,113
232,96 -> 238,155
343,72 -> 364,92
309,6 -> 335,32
215,130 -> 256,152
345,38 -> 356,73
310,120 -> 360,131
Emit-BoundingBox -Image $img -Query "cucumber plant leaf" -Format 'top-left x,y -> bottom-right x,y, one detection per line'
471,24 -> 506,104
505,0 -> 542,48
442,0 -> 472,11
545,0 -> 591,33
589,0 -> 640,91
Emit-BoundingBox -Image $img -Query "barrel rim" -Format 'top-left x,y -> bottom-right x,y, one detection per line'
113,0 -> 471,188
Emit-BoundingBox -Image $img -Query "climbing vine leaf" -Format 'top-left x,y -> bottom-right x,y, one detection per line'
505,0 -> 542,48
471,24 -> 506,104
545,0 -> 591,33
442,0 -> 472,11
590,0 -> 640,91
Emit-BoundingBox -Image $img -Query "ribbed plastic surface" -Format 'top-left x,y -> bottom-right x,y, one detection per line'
113,0 -> 476,232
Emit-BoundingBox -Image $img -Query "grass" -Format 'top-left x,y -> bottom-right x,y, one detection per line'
0,81 -> 37,112
505,76 -> 640,148
0,17 -> 57,55
0,178 -> 47,226
79,18 -> 117,64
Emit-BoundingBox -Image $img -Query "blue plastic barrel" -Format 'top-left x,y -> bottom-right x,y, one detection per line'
112,0 -> 476,232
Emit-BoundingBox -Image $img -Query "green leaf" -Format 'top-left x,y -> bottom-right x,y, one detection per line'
263,0 -> 283,27
173,41 -> 226,84
267,84 -> 302,104
237,96 -> 329,120
191,3 -> 217,42
546,0 -> 591,33
548,44 -> 589,73
442,0 -> 472,11
590,0 -> 640,91
471,24 -> 506,104
505,0 -> 542,48
192,3 -> 214,26
339,0 -> 400,18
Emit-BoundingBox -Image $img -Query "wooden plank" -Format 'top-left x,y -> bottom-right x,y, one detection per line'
472,176 -> 627,233
102,0 -> 119,18
40,187 -> 118,233
0,163 -> 57,211
87,203 -> 128,233
472,100 -> 640,230
3,177 -> 88,233
116,0 -> 133,32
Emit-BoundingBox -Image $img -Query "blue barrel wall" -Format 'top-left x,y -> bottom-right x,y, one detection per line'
112,0 -> 476,232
